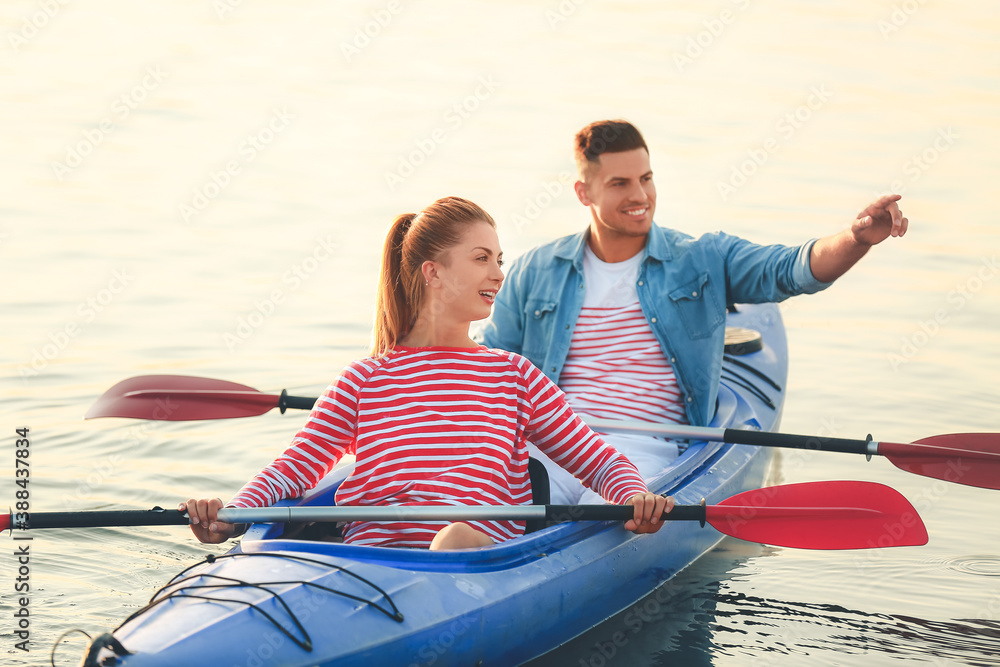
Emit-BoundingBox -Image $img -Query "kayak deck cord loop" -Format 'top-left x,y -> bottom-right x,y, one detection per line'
721,368 -> 775,409
721,355 -> 781,410
51,628 -> 127,667
105,552 -> 404,657
723,353 -> 783,391
128,574 -> 316,651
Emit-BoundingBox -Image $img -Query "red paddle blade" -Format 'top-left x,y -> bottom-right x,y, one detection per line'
84,375 -> 281,421
879,434 -> 1000,491
707,480 -> 928,550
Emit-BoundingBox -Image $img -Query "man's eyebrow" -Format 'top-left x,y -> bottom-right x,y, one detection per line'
606,170 -> 653,184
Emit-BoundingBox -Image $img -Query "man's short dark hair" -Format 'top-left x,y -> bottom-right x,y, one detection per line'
574,120 -> 648,176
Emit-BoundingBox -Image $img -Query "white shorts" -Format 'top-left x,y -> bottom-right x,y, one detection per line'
527,432 -> 680,505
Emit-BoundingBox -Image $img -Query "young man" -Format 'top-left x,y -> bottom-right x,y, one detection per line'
479,120 -> 908,502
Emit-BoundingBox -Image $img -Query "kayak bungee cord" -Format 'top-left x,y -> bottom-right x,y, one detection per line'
723,353 -> 783,391
721,353 -> 782,409
721,367 -> 776,409
50,628 -> 118,667
72,552 -> 404,666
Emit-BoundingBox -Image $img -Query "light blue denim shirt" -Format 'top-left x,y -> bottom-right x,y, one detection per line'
478,224 -> 832,426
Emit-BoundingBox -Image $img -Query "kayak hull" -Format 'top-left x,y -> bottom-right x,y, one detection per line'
96,303 -> 787,667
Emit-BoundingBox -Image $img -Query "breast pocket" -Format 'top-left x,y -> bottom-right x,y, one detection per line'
668,273 -> 724,340
522,299 -> 558,358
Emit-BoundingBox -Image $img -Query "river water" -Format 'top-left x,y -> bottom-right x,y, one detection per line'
2,1 -> 999,665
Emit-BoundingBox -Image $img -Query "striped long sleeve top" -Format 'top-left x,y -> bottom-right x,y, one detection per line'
228,346 -> 649,548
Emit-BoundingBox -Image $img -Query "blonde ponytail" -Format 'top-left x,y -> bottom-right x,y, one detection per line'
372,213 -> 417,357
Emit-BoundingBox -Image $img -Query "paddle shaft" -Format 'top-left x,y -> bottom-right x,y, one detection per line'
5,481 -> 929,549
6,504 -> 705,530
583,417 -> 880,456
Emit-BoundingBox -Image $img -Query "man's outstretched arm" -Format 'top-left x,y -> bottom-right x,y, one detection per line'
809,194 -> 909,283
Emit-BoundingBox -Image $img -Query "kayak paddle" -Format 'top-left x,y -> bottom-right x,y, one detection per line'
585,417 -> 1000,492
85,375 -> 1000,491
3,481 -> 927,550
84,375 -> 316,421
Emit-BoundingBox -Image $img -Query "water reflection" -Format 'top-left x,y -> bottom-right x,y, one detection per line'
525,541 -> 756,667
528,539 -> 1000,666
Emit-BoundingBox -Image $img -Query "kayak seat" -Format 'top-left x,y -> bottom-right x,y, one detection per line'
525,457 -> 551,534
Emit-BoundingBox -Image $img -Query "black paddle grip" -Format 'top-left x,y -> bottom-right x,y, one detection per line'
13,508 -> 190,530
545,502 -> 706,526
278,390 -> 318,414
723,428 -> 869,455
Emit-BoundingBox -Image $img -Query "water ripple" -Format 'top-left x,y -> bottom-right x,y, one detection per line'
706,591 -> 1000,666
944,556 -> 1000,578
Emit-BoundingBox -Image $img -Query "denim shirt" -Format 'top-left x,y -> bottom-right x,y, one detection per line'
478,224 -> 832,426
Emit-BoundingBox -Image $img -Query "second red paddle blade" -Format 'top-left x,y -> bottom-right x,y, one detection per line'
84,375 -> 280,421
880,434 -> 1000,491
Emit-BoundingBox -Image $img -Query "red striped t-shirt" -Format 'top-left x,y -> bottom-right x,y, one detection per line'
228,346 -> 648,548
561,302 -> 688,425
560,246 -> 688,428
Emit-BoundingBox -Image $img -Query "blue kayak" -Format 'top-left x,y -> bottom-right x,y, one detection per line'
86,302 -> 787,667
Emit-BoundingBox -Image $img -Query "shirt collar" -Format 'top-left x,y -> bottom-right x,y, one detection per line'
644,223 -> 673,262
553,223 -> 674,266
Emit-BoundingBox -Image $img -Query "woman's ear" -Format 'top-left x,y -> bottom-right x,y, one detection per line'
420,260 -> 439,287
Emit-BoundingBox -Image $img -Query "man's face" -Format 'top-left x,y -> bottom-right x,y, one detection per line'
575,148 -> 656,239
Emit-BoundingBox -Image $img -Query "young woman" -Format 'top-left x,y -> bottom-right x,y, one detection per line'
183,197 -> 672,550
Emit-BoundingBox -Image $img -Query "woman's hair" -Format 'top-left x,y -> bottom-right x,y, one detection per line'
371,196 -> 496,357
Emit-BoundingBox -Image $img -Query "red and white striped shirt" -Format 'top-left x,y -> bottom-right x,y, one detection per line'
229,347 -> 648,548
561,247 -> 688,428
561,302 -> 688,425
